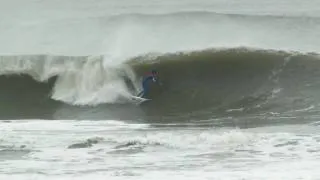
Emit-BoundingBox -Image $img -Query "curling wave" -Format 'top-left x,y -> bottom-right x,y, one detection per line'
1,48 -> 320,120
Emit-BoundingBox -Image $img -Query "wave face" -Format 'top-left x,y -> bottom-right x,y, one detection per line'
130,48 -> 320,120
1,48 -> 320,122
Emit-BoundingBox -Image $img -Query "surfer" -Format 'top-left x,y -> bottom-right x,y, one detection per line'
137,69 -> 160,98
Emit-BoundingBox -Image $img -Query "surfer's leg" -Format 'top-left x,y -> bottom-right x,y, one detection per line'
140,83 -> 148,98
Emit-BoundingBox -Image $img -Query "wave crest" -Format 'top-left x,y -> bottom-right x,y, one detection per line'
0,55 -> 138,105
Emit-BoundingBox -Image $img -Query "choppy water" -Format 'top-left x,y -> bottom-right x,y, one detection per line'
1,120 -> 320,179
1,0 -> 320,179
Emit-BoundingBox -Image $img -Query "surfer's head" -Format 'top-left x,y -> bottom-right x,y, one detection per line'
151,69 -> 157,75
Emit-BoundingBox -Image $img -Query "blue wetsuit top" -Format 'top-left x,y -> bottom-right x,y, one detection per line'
142,75 -> 156,85
137,72 -> 159,97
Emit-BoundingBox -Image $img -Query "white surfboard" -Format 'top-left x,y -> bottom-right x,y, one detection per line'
131,95 -> 151,104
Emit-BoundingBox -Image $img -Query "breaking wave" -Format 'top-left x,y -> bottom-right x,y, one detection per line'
1,48 -> 320,120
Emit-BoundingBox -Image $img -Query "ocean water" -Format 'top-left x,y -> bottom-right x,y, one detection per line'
1,0 -> 320,179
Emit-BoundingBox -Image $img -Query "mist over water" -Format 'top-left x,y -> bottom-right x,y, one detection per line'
1,3 -> 320,55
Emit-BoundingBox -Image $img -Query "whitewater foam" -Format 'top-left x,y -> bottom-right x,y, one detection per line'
0,56 -> 140,105
2,120 -> 320,179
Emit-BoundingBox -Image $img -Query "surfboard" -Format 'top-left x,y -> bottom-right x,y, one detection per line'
130,95 -> 151,104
